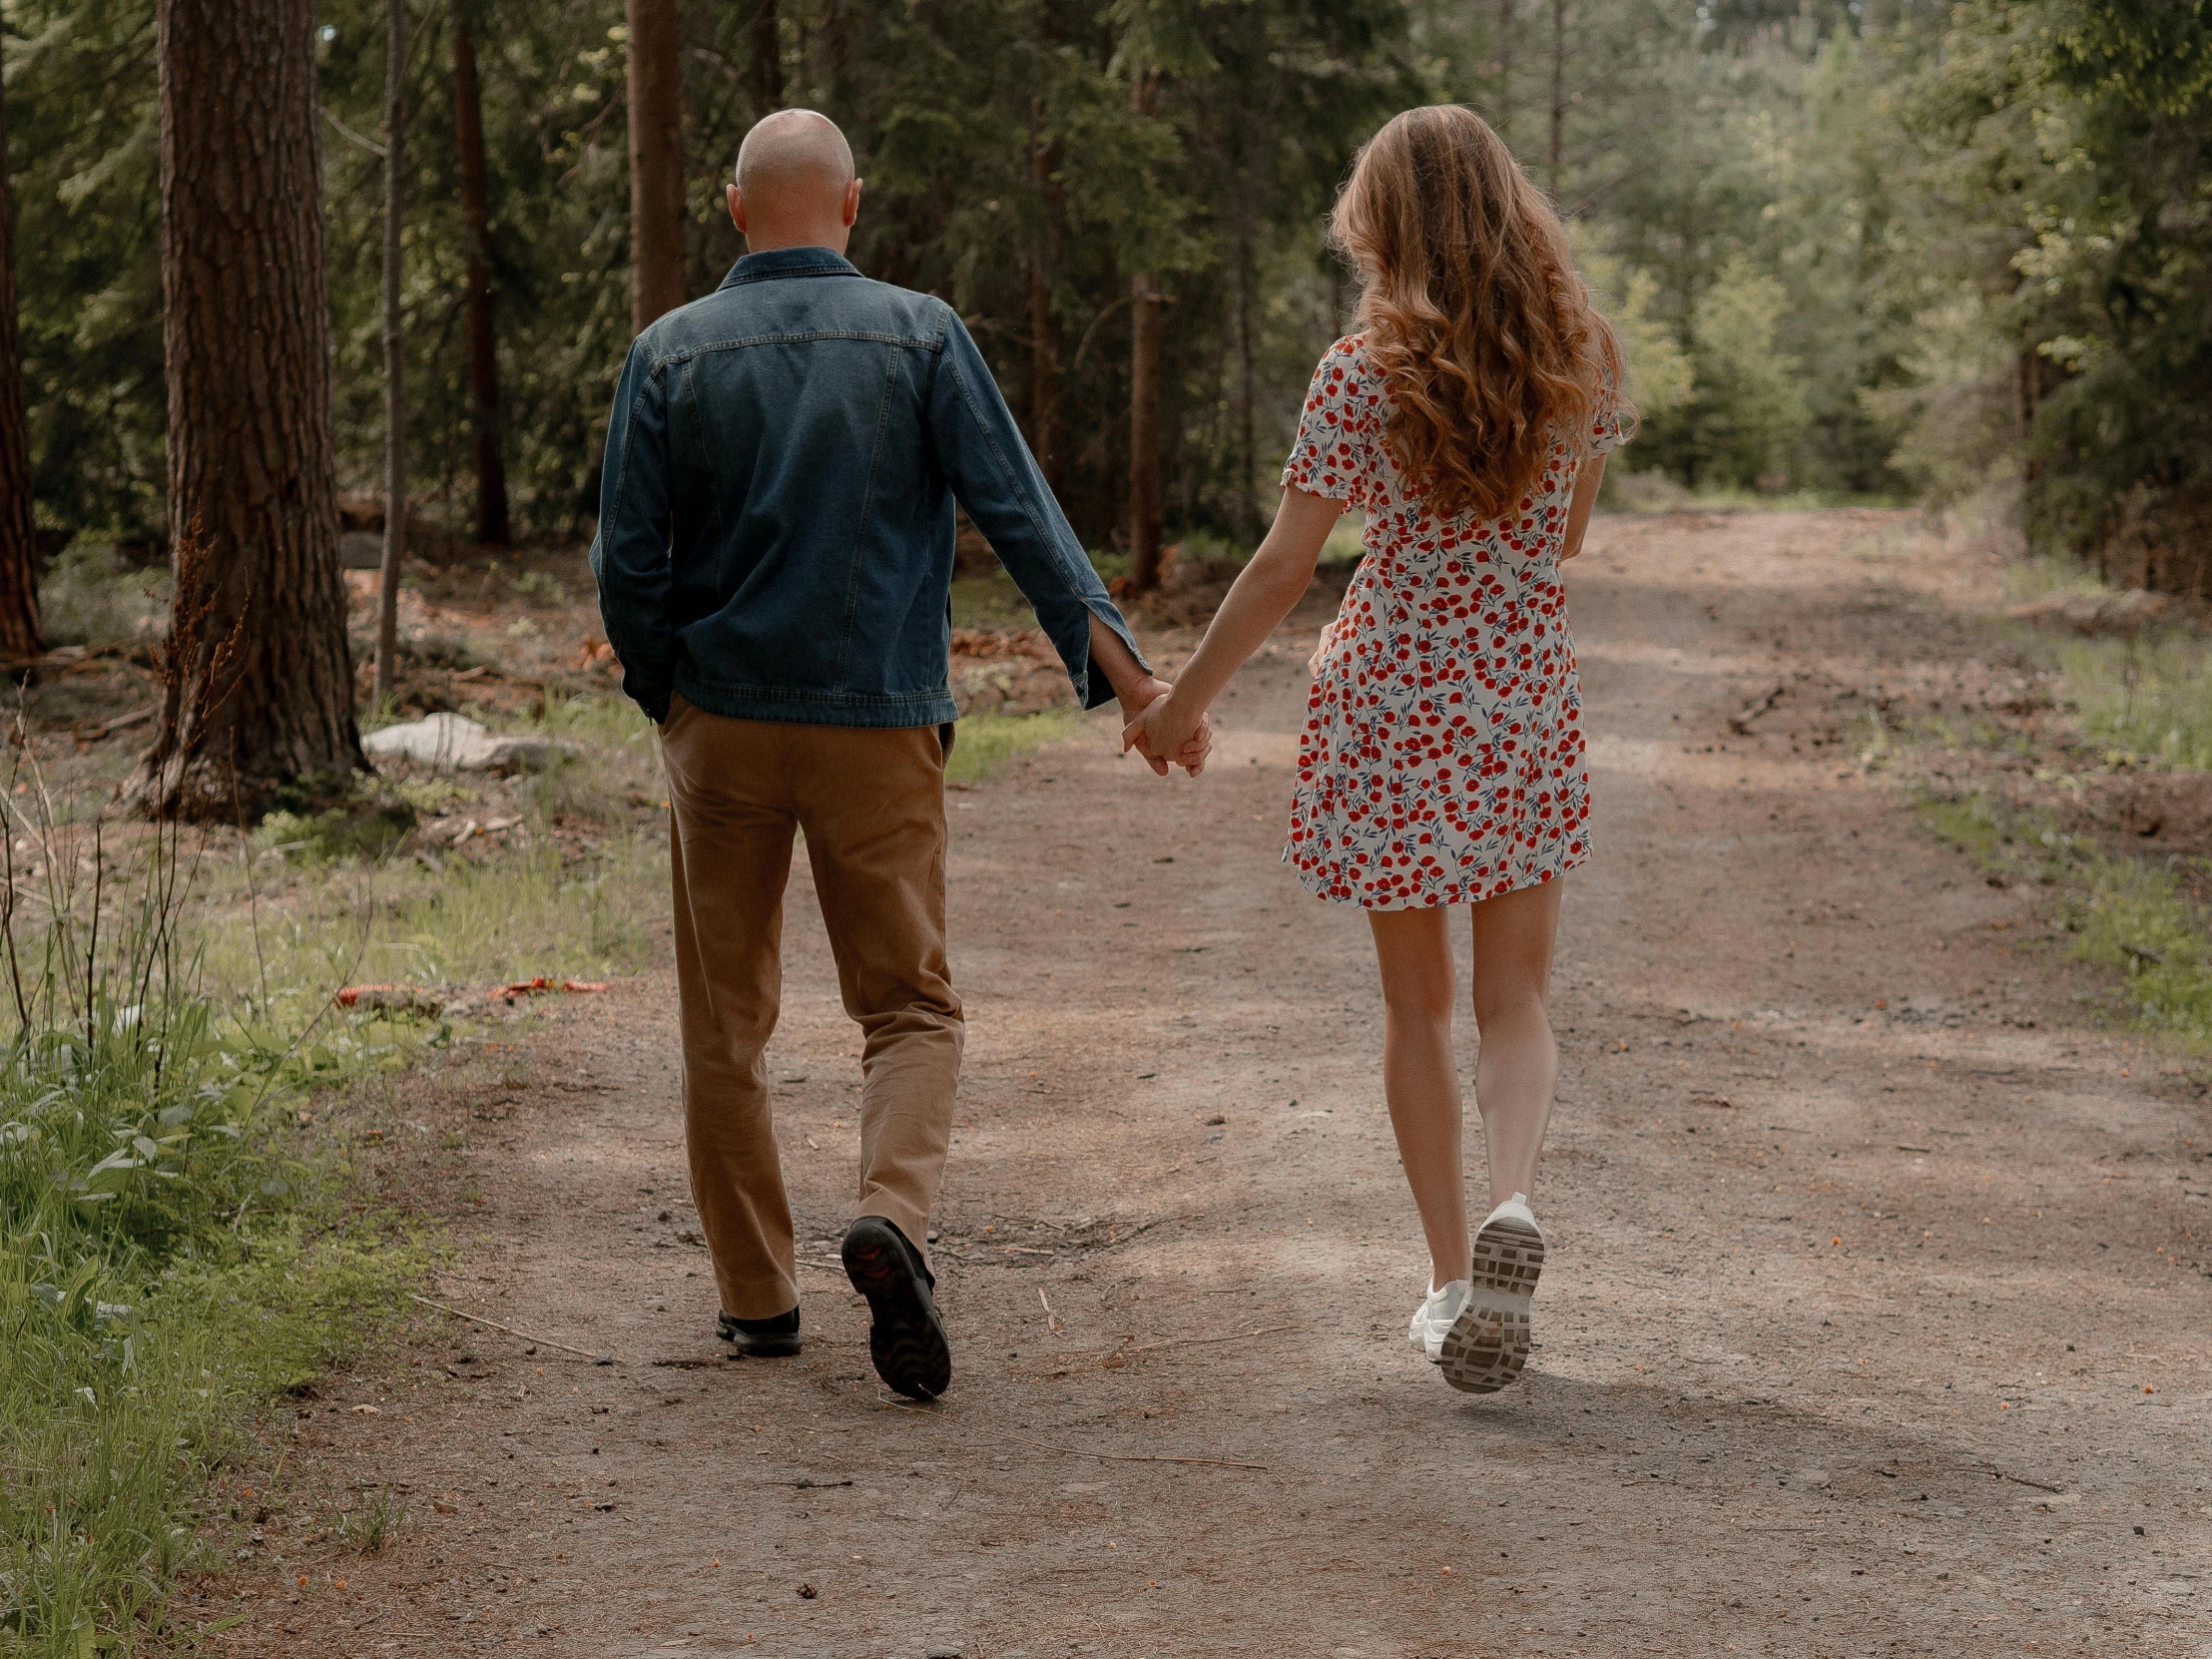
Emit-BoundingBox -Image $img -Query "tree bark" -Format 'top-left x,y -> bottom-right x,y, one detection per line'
374,0 -> 406,709
144,0 -> 361,818
1548,0 -> 1566,196
1237,220 -> 1258,540
752,0 -> 784,115
1495,0 -> 1513,144
1128,70 -> 1164,594
626,0 -> 686,332
1027,124 -> 1062,493
0,36 -> 46,663
452,5 -> 509,545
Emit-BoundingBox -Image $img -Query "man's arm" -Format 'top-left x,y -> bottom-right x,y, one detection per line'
587,340 -> 677,724
924,310 -> 1148,714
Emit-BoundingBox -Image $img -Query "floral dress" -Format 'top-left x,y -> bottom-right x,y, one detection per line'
1280,335 -> 1628,910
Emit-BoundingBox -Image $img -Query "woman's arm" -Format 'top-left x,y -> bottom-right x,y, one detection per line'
1124,487 -> 1345,761
1559,452 -> 1607,561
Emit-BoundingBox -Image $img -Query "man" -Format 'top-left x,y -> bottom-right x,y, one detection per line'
591,110 -> 1201,1400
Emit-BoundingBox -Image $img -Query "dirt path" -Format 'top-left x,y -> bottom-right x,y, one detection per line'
214,511 -> 2210,1657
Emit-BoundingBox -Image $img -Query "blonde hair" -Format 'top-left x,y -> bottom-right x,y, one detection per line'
1331,105 -> 1628,522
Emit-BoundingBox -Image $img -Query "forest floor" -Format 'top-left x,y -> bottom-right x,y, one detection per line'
182,509 -> 2210,1658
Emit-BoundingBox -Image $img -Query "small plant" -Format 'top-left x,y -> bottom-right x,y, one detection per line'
339,1485 -> 407,1555
510,570 -> 573,609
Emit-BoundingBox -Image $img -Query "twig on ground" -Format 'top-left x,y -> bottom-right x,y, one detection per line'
1729,685 -> 1786,734
1006,1434 -> 1266,1471
1039,1287 -> 1060,1334
1988,1468 -> 2064,1494
1111,1323 -> 1294,1360
407,1294 -> 612,1365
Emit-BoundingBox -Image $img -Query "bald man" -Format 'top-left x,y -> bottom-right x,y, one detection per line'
591,111 -> 1199,1401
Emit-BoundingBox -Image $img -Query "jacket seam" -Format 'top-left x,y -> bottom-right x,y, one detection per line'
835,348 -> 901,687
647,330 -> 942,372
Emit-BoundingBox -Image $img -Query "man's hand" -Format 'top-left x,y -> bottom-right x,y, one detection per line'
1119,676 -> 1211,777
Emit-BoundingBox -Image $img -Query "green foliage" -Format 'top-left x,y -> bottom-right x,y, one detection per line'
2055,637 -> 2212,773
0,808 -> 420,1652
1918,785 -> 2212,1048
946,709 -> 1084,787
1688,256 -> 1812,488
34,545 -> 167,650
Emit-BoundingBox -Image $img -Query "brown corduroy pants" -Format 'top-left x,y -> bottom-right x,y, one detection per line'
659,697 -> 963,1321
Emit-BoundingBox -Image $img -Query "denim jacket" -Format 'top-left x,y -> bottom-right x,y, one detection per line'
589,247 -> 1144,728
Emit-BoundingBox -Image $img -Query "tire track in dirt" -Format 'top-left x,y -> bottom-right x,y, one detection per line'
208,510 -> 2210,1657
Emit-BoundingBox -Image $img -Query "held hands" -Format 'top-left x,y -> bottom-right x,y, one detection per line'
1120,682 -> 1210,778
1118,676 -> 1211,777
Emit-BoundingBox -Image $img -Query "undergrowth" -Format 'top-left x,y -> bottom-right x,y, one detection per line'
0,779 -> 420,1654
1915,786 -> 2212,1046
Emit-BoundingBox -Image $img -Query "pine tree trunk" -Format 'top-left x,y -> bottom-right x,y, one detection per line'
141,0 -> 361,820
0,38 -> 46,664
752,1 -> 784,115
626,0 -> 686,332
1128,71 -> 1164,594
1027,124 -> 1062,493
1495,0 -> 1514,144
1548,0 -> 1566,196
1237,221 -> 1258,540
453,6 -> 509,545
373,0 -> 406,709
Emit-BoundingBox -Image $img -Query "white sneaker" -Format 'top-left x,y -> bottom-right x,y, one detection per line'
1438,1193 -> 1546,1394
1406,1278 -> 1471,1363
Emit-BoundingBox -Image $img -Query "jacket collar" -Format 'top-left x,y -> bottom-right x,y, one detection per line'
719,247 -> 860,288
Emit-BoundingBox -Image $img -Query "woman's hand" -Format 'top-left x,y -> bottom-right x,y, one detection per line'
1123,688 -> 1210,777
1308,616 -> 1343,678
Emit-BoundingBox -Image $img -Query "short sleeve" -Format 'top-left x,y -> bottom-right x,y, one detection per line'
1280,338 -> 1377,508
1588,387 -> 1635,457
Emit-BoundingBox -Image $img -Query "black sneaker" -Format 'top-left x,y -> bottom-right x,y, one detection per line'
839,1216 -> 951,1399
716,1307 -> 802,1359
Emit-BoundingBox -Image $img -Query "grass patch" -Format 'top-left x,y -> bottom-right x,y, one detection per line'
946,708 -> 1083,787
2053,637 -> 2212,771
1916,785 -> 2212,1046
37,544 -> 168,650
0,801 -> 423,1653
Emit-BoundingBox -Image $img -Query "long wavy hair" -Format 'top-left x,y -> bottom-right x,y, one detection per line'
1331,105 -> 1628,522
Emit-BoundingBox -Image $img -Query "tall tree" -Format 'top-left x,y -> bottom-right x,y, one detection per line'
452,2 -> 510,545
0,33 -> 44,663
627,0 -> 687,331
1027,119 -> 1063,492
374,0 -> 407,708
1127,67 -> 1165,593
752,1 -> 784,114
142,0 -> 361,817
1548,0 -> 1566,192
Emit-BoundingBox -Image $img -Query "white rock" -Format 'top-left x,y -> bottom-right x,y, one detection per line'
362,713 -> 573,774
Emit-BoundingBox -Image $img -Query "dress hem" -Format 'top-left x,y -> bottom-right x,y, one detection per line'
1282,843 -> 1591,911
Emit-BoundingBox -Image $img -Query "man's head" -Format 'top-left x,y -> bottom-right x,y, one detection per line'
728,110 -> 862,255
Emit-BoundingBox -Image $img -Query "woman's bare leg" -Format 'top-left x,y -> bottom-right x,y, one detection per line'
1466,879 -> 1564,1210
1368,906 -> 1469,1290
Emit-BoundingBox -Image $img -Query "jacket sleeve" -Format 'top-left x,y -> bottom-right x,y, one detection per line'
924,309 -> 1147,710
587,339 -> 676,725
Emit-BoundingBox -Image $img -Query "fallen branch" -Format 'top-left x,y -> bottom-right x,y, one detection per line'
1729,685 -> 1786,735
1110,1323 -> 1293,1361
1007,1433 -> 1266,1471
407,1294 -> 612,1365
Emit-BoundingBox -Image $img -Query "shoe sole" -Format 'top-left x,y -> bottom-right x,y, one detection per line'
1438,1215 -> 1545,1394
841,1218 -> 951,1400
716,1326 -> 802,1360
